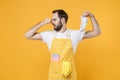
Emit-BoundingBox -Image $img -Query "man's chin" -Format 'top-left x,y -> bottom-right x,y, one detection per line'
53,26 -> 62,31
54,28 -> 58,31
54,28 -> 60,31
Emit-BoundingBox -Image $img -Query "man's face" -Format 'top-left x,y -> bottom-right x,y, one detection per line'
51,12 -> 63,31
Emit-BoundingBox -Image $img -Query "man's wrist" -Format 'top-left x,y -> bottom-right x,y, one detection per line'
89,14 -> 94,18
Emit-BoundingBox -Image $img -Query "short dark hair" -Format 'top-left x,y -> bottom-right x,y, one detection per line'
52,9 -> 68,23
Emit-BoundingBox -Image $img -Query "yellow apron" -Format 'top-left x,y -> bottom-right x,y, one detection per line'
48,30 -> 77,80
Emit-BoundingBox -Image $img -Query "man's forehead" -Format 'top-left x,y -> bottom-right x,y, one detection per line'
52,12 -> 59,18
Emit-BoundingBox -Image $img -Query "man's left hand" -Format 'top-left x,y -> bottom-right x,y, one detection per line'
82,11 -> 94,17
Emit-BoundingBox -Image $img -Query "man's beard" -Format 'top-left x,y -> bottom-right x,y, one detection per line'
53,21 -> 63,31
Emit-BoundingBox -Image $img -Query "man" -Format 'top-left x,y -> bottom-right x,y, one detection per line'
25,9 -> 101,80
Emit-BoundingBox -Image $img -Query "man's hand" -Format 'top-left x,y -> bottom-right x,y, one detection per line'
82,11 -> 94,17
43,18 -> 51,24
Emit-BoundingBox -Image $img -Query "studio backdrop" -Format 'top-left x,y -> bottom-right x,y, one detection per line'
0,0 -> 120,80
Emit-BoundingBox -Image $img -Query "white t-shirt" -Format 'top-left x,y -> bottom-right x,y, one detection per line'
40,28 -> 85,53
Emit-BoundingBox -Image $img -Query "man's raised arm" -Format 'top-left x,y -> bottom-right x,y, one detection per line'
82,11 -> 101,39
24,19 -> 51,40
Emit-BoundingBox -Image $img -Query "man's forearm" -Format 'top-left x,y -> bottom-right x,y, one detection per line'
90,15 -> 101,34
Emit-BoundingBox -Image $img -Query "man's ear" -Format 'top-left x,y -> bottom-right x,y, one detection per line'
61,18 -> 65,24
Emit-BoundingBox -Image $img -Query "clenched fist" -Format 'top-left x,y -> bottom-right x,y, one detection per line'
82,11 -> 94,17
43,18 -> 52,24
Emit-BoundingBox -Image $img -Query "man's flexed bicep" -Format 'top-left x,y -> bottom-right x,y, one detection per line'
25,32 -> 43,40
81,11 -> 101,39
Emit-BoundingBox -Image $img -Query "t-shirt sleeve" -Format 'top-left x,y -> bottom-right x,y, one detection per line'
70,30 -> 86,53
39,31 -> 49,43
80,31 -> 86,40
76,30 -> 86,41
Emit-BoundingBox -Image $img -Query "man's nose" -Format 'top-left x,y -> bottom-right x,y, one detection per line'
51,21 -> 54,24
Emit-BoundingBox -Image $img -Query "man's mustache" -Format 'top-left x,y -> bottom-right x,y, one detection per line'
52,24 -> 56,27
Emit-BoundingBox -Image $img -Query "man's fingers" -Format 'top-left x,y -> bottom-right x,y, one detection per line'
82,11 -> 93,17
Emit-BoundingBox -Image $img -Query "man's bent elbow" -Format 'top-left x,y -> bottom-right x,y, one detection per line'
95,31 -> 101,36
24,33 -> 31,39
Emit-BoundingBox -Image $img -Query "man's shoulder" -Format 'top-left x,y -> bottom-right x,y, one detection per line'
39,30 -> 55,36
68,29 -> 84,37
41,30 -> 55,33
68,29 -> 80,33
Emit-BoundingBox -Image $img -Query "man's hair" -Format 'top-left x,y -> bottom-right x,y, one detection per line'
52,9 -> 68,23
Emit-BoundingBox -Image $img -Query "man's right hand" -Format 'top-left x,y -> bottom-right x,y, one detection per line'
43,18 -> 51,24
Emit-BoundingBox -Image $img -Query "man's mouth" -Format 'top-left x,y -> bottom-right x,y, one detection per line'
54,26 -> 57,28
53,25 -> 57,28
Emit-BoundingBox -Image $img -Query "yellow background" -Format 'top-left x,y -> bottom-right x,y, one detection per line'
0,0 -> 120,80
